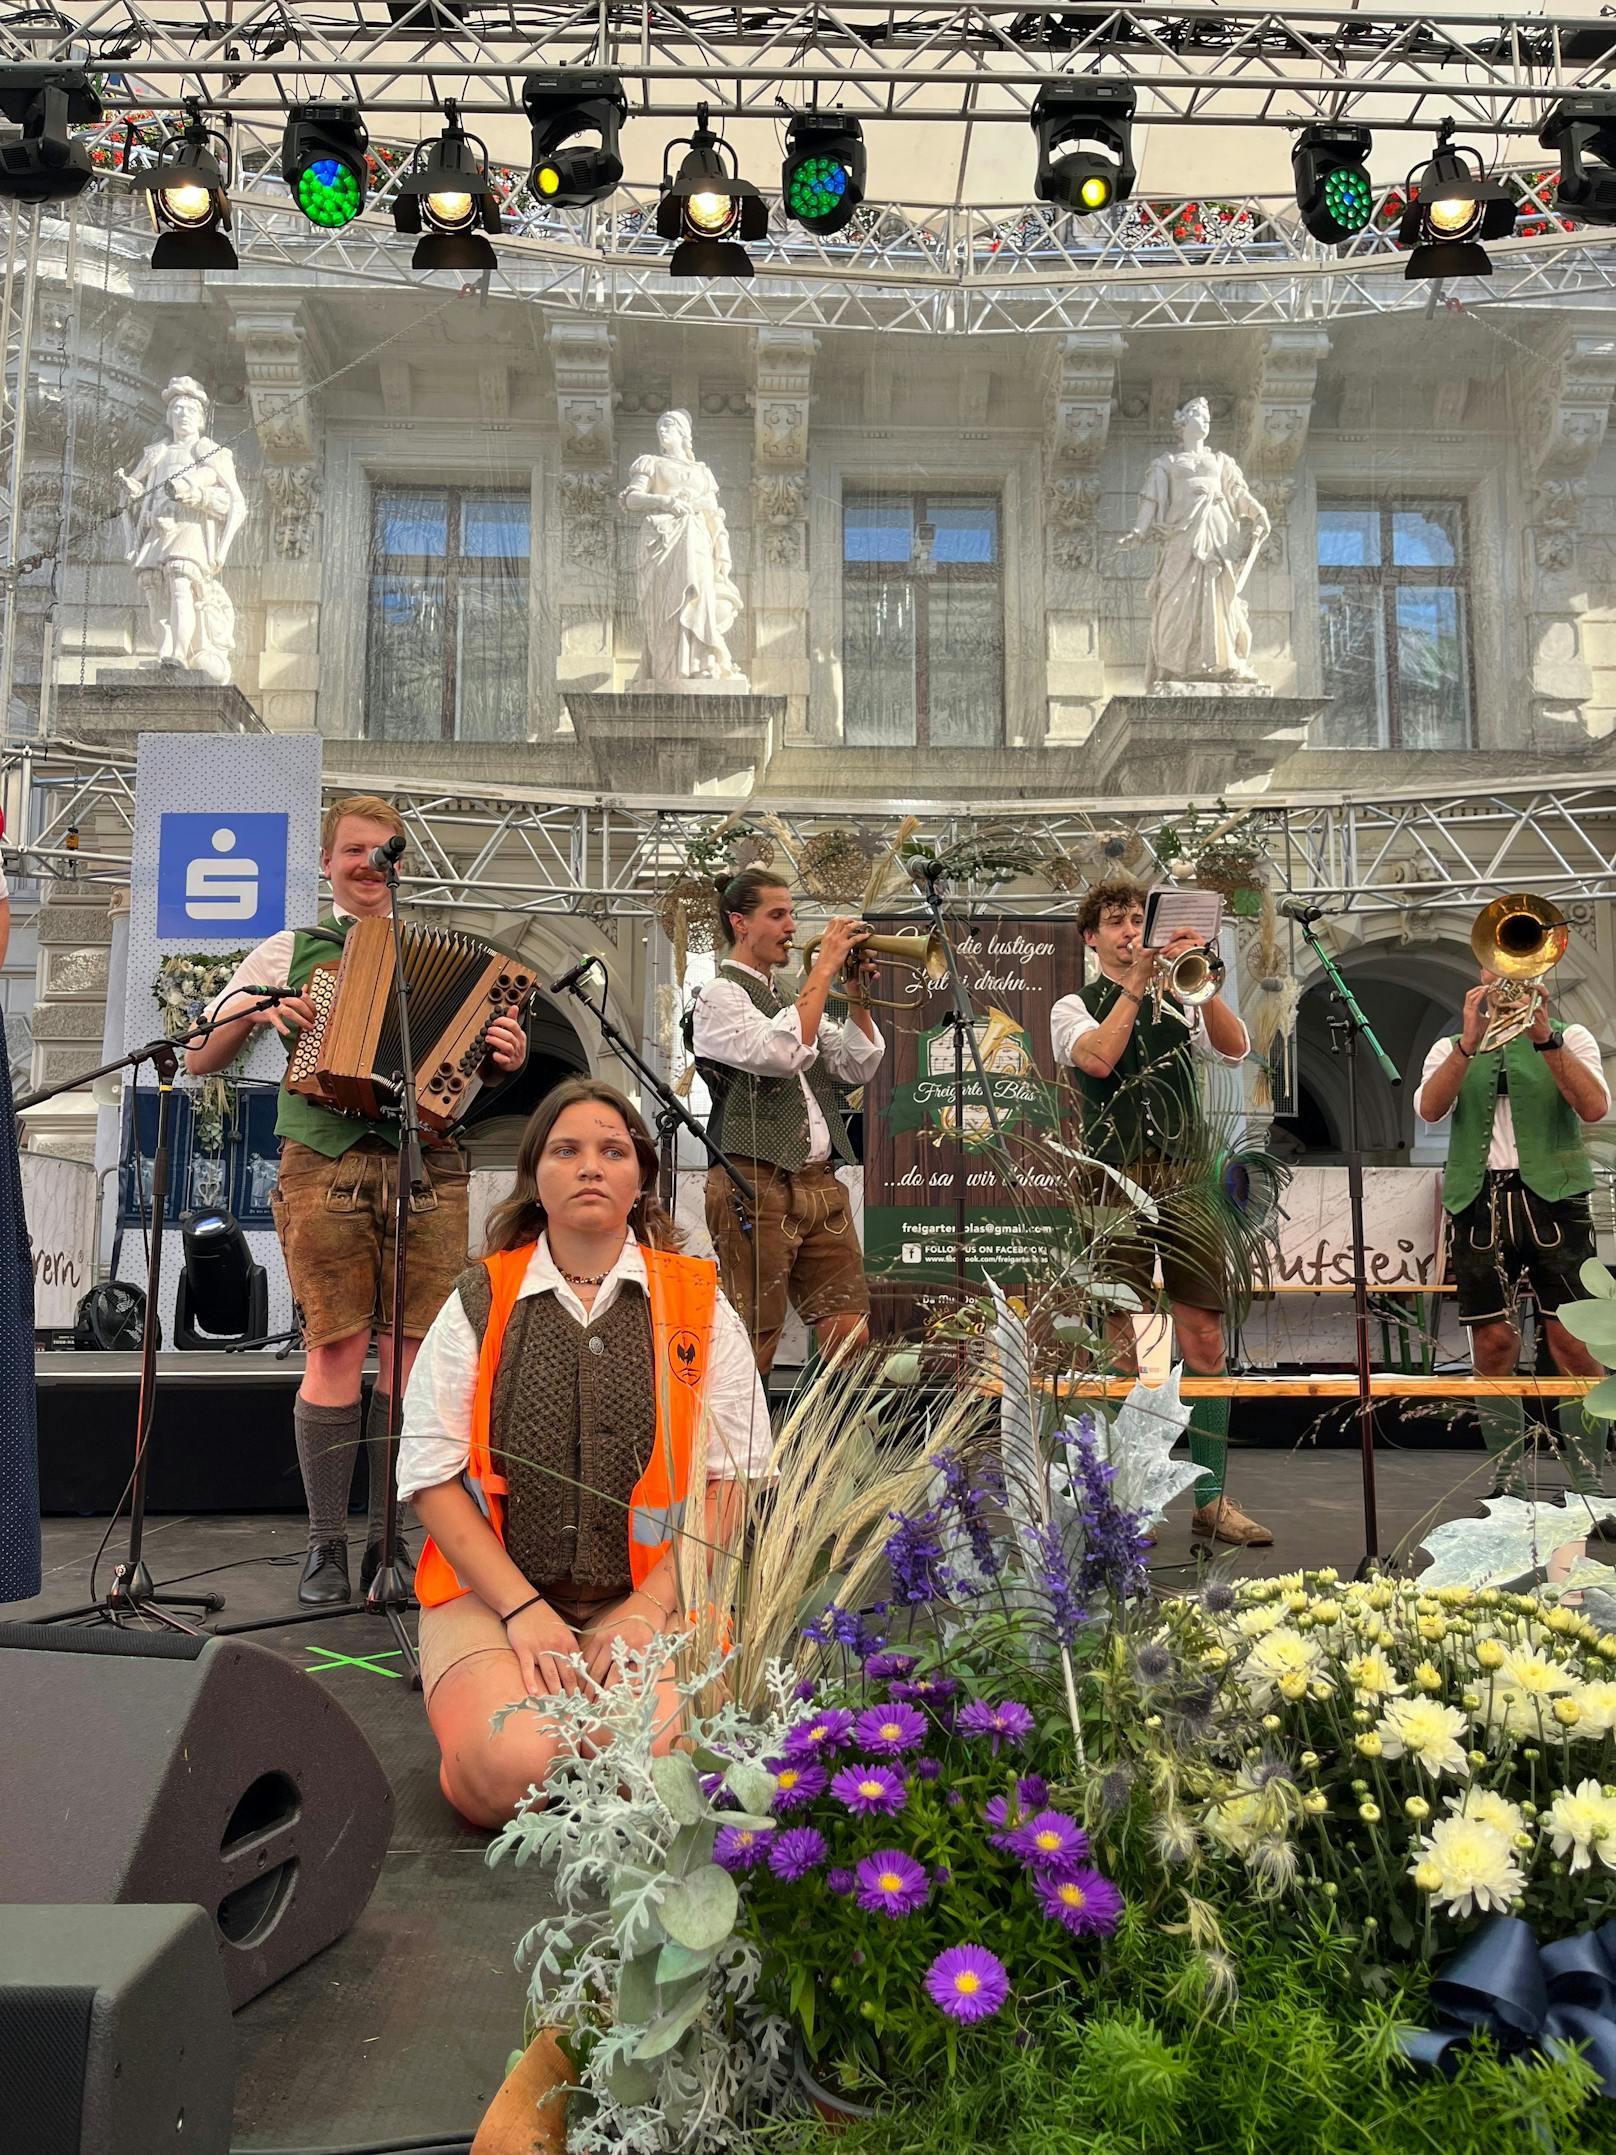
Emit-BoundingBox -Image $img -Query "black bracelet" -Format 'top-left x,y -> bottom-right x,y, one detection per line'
1455,1042 -> 1474,1060
500,1591 -> 545,1626
1118,987 -> 1142,1007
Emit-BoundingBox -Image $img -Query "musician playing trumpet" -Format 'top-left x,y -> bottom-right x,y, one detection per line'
1416,911 -> 1610,1510
689,868 -> 885,1373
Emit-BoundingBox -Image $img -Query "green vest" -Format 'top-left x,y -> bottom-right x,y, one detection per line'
1069,976 -> 1203,1168
273,914 -> 400,1159
1440,1032 -> 1594,1213
702,962 -> 855,1170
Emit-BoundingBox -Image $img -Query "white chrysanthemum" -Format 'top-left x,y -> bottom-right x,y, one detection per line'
1483,1647 -> 1578,1737
1444,1787 -> 1526,1840
1242,1626 -> 1328,1706
1575,1680 -> 1616,1736
1235,1602 -> 1287,1639
1346,1648 -> 1406,1705
1544,1779 -> 1616,1874
1375,1696 -> 1470,1782
1410,1815 -> 1524,1919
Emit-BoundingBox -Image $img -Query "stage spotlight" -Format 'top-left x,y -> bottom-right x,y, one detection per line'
392,103 -> 502,270
1292,122 -> 1374,244
174,1209 -> 269,1351
655,105 -> 768,276
0,64 -> 101,203
1031,82 -> 1136,215
1541,97 -> 1616,227
1397,124 -> 1516,279
133,108 -> 237,269
781,113 -> 865,236
282,101 -> 368,229
523,69 -> 626,208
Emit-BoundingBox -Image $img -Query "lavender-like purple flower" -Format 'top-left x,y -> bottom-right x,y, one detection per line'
826,1867 -> 856,1897
1025,1518 -> 1087,1649
1061,1415 -> 1151,1605
853,1703 -> 929,1757
714,1824 -> 774,1874
782,1708 -> 856,1763
768,1760 -> 828,1814
854,1849 -> 929,1918
802,1601 -> 870,1652
883,1503 -> 956,1606
1008,1809 -> 1091,1876
935,1448 -> 1005,1582
924,1944 -> 1010,2023
1033,1867 -> 1125,1938
830,1761 -> 908,1817
864,1651 -> 918,1681
958,1698 -> 1036,1753
767,1825 -> 829,1881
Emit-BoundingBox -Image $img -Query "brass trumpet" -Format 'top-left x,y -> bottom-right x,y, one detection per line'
799,928 -> 950,1009
1470,893 -> 1568,1051
1150,943 -> 1226,1026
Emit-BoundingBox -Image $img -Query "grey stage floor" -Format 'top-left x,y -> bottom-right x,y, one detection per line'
9,1436 -> 1616,2150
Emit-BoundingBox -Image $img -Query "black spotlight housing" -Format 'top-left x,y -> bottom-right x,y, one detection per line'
392,103 -> 502,269
655,104 -> 768,276
523,69 -> 626,209
282,101 -> 369,229
1541,97 -> 1616,227
174,1209 -> 269,1351
0,64 -> 101,204
780,112 -> 866,236
1031,82 -> 1137,215
1397,123 -> 1516,280
132,107 -> 237,269
1292,122 -> 1375,245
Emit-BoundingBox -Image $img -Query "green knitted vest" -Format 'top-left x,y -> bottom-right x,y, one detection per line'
703,962 -> 855,1169
1068,976 -> 1203,1168
1440,1032 -> 1595,1213
273,914 -> 399,1158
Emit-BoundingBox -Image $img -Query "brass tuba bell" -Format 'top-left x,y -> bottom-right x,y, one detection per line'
798,929 -> 950,1009
1470,893 -> 1569,1052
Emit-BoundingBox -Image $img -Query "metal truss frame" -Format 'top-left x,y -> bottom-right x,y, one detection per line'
5,734 -> 1614,918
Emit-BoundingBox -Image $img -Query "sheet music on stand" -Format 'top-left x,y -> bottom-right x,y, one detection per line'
1143,888 -> 1225,949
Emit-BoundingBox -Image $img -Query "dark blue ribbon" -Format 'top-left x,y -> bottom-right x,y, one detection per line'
1401,1914 -> 1616,2095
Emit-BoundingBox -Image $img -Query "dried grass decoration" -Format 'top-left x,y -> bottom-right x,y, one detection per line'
1043,850 -> 1086,893
799,826 -> 877,905
1245,888 -> 1302,1108
655,873 -> 721,986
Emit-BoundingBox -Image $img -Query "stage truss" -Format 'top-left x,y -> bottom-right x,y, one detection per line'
6,736 -> 1616,931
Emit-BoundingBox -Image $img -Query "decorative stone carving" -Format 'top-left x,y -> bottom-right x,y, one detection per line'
548,324 -> 616,587
1238,328 -> 1330,480
230,305 -> 324,561
1045,474 -> 1103,570
1520,331 -> 1616,730
1049,332 -> 1125,471
753,329 -> 815,581
753,472 -> 806,526
1529,479 -> 1585,574
115,377 -> 248,686
619,409 -> 748,691
559,470 -> 612,522
263,464 -> 321,561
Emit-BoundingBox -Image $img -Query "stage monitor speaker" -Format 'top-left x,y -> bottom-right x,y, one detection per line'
0,1903 -> 234,2155
0,1624 -> 394,2008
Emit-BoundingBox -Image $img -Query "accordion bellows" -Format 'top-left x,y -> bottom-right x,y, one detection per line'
287,916 -> 535,1136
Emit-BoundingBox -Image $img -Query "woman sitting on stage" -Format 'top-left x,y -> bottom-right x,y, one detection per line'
400,1077 -> 771,1828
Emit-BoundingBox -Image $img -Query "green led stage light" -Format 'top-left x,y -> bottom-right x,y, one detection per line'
283,105 -> 369,229
781,115 -> 864,236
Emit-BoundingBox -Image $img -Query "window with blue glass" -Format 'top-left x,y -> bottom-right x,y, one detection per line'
842,492 -> 1004,748
366,486 -> 532,741
1316,498 -> 1473,750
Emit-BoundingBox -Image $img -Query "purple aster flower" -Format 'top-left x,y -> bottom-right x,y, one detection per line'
946,1788 -> 965,1809
891,1675 -> 959,1707
958,1698 -> 1036,1753
1017,1775 -> 1049,1809
1008,1810 -> 1091,1876
793,1678 -> 817,1703
854,1849 -> 929,1918
853,1703 -> 929,1756
934,1864 -> 952,1887
924,1944 -> 1010,2024
884,1504 -> 955,1606
1033,1867 -> 1125,1938
916,1756 -> 943,1783
767,1825 -> 829,1881
767,1760 -> 828,1814
827,1867 -> 856,1897
783,1708 -> 856,1763
830,1761 -> 908,1818
984,1793 -> 1024,1852
714,1824 -> 774,1874
865,1651 -> 918,1681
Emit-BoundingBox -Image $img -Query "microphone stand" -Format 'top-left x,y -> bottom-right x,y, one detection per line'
1291,907 -> 1401,1568
21,991 -> 299,1630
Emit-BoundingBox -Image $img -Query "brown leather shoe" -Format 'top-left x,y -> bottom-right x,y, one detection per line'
1191,1498 -> 1274,1548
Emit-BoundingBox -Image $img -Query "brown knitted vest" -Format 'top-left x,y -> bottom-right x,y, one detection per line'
456,1263 -> 656,1594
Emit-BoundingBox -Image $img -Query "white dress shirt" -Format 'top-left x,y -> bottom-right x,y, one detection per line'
203,904 -> 356,1021
1419,1024 -> 1608,1171
396,1233 -> 773,1503
1050,984 -> 1248,1071
691,959 -> 885,1163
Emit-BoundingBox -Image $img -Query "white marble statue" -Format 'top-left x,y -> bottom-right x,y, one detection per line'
1117,395 -> 1272,694
116,376 -> 248,687
618,408 -> 748,691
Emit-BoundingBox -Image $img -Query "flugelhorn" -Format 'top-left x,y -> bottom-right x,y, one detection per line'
799,928 -> 950,1009
1470,893 -> 1568,1052
1150,943 -> 1226,1026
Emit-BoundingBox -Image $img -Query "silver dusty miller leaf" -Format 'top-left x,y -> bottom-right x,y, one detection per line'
1415,1497 -> 1590,1591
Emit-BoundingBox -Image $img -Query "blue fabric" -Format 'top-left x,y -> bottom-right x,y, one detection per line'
1401,1914 -> 1616,2096
0,1010 -> 41,1602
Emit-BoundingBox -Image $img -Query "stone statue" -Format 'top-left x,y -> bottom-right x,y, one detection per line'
1117,395 -> 1272,694
618,408 -> 748,691
116,376 -> 248,687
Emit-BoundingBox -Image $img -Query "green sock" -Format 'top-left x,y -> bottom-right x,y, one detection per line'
1187,1395 -> 1229,1509
1558,1400 -> 1606,1500
1476,1395 -> 1527,1496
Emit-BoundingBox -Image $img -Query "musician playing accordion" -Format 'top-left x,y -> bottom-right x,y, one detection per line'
188,793 -> 528,1605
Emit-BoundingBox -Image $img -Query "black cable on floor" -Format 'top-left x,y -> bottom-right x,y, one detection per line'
232,2134 -> 473,2155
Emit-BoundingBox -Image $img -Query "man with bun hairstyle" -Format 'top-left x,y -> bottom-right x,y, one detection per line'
690,867 -> 885,1372
191,794 -> 529,1604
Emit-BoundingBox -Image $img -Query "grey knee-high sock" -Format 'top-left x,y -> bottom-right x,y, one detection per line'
364,1390 -> 396,1552
1476,1395 -> 1528,1496
294,1395 -> 362,1546
1558,1399 -> 1607,1500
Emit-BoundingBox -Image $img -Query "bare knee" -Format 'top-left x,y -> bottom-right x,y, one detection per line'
1470,1321 -> 1521,1377
1543,1318 -> 1603,1380
440,1718 -> 564,1828
302,1329 -> 370,1404
1172,1307 -> 1225,1374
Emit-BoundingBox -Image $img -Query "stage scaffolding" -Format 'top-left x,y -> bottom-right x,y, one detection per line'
5,734 -> 1616,925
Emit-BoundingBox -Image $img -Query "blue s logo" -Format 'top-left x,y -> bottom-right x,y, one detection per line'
156,813 -> 289,938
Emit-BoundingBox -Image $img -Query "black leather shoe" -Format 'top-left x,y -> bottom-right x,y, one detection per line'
1587,1513 -> 1616,1542
358,1540 -> 384,1595
298,1538 -> 351,1605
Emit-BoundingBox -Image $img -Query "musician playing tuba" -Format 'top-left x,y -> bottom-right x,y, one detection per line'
188,794 -> 529,1605
1416,895 -> 1611,1512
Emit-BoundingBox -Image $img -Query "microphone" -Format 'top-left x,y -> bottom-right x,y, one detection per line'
548,955 -> 602,996
1276,896 -> 1333,926
368,833 -> 407,870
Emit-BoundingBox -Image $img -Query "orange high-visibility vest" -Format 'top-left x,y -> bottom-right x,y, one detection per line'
413,1241 -> 718,1609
